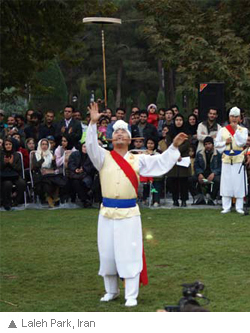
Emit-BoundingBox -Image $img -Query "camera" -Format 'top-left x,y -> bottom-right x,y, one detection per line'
165,281 -> 209,312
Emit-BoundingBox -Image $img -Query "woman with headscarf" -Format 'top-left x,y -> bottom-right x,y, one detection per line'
67,142 -> 96,207
0,138 -> 26,210
186,114 -> 198,148
167,114 -> 191,207
32,138 -> 66,207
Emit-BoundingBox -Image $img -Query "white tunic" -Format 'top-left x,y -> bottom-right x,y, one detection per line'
214,127 -> 248,198
86,123 -> 180,278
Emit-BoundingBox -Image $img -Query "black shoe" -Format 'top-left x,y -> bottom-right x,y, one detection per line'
173,200 -> 179,207
181,201 -> 187,207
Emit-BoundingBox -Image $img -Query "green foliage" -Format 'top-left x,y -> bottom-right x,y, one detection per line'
139,0 -> 250,110
0,88 -> 28,115
78,78 -> 88,114
108,89 -> 115,110
0,0 -> 116,95
138,91 -> 147,110
30,59 -> 68,113
156,90 -> 166,109
95,88 -> 103,102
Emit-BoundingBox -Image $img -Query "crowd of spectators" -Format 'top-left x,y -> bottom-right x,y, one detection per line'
0,104 -> 249,211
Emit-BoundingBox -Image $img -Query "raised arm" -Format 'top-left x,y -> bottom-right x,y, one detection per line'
86,103 -> 106,171
139,132 -> 188,176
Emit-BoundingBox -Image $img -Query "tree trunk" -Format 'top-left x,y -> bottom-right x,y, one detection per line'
167,68 -> 175,105
116,60 -> 123,108
158,59 -> 164,91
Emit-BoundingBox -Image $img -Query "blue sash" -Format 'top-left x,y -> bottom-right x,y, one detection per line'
224,150 -> 242,156
102,197 -> 137,208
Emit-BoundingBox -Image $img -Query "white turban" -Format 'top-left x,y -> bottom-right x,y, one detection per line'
112,120 -> 131,138
229,106 -> 240,117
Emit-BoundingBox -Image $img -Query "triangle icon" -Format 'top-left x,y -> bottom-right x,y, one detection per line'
8,320 -> 17,328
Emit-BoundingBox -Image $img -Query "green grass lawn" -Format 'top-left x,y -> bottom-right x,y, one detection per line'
0,208 -> 249,312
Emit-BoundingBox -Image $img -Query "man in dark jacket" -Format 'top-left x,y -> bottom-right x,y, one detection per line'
194,136 -> 222,205
137,110 -> 159,144
38,110 -> 56,140
55,105 -> 82,147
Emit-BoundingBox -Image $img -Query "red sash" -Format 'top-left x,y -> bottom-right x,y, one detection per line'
110,150 -> 148,286
110,150 -> 139,195
226,125 -> 235,136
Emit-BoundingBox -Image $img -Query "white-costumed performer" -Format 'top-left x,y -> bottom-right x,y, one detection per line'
214,106 -> 248,214
86,103 -> 188,307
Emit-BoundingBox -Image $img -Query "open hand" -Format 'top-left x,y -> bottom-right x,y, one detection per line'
173,132 -> 188,148
88,102 -> 104,124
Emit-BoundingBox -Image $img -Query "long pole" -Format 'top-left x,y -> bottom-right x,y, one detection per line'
101,29 -> 107,108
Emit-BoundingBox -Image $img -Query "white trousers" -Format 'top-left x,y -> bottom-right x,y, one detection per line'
104,274 -> 140,300
222,196 -> 244,211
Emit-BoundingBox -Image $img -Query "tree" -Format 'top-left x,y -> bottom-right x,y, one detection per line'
139,0 -> 250,110
138,91 -> 147,110
78,78 -> 88,115
30,59 -> 68,113
108,89 -> 115,110
0,0 -> 116,97
156,90 -> 166,109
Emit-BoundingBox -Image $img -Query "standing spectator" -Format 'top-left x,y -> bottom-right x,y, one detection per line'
197,108 -> 221,152
147,104 -> 158,128
25,109 -> 34,126
0,138 -> 3,150
194,137 -> 222,205
171,104 -> 179,117
0,138 -> 26,210
137,110 -> 159,144
240,108 -> 250,131
4,115 -> 18,138
55,105 -> 82,148
38,110 -> 56,140
157,108 -> 166,136
15,114 -> 27,138
192,107 -> 199,119
98,116 -> 109,137
186,114 -> 198,147
167,114 -> 190,207
24,112 -> 42,143
0,110 -> 7,136
158,125 -> 171,153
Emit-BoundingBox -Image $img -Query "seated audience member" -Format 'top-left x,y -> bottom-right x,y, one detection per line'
0,109 -> 7,136
12,133 -> 29,169
167,114 -> 190,207
171,104 -> 180,117
25,137 -> 36,154
67,142 -> 96,207
186,114 -> 198,147
192,107 -> 199,119
0,138 -> 26,210
54,134 -> 76,174
31,139 -> 66,207
194,137 -> 222,205
0,138 -> 3,150
147,104 -> 158,128
47,135 -> 56,153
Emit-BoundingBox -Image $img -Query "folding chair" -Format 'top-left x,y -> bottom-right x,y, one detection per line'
16,151 -> 27,207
